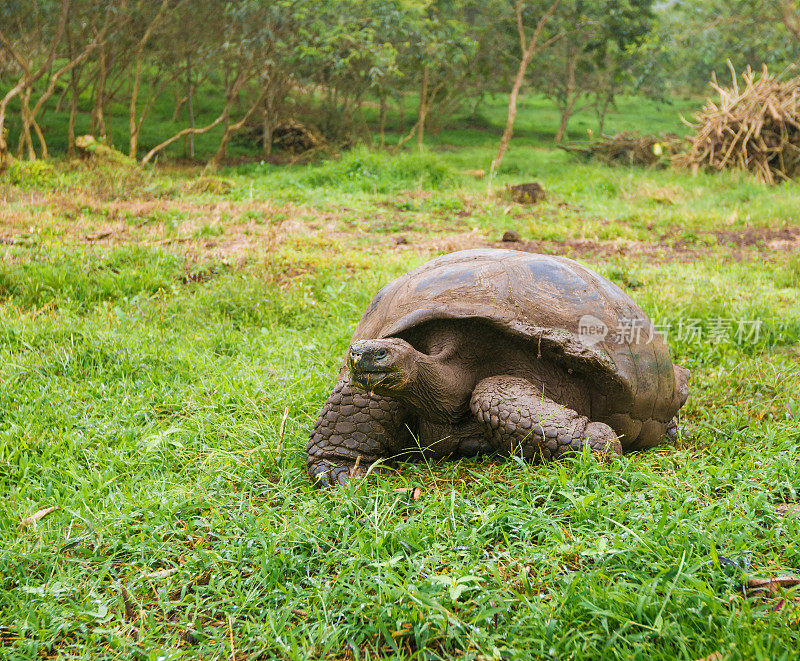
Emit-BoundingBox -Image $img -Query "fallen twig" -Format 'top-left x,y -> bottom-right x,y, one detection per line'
227,613 -> 236,661
18,506 -> 58,529
277,406 -> 289,459
745,574 -> 800,595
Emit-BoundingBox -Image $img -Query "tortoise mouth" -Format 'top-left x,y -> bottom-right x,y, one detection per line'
350,361 -> 401,387
352,370 -> 392,389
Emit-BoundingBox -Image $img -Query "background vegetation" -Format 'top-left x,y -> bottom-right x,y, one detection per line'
2,0 -> 800,167
1,1 -> 800,660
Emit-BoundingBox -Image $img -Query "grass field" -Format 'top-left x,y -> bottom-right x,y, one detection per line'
2,94 -> 800,660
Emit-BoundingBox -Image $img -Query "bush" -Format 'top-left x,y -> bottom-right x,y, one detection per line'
8,159 -> 57,189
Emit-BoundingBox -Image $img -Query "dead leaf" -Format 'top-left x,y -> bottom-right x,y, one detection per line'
746,575 -> 800,594
18,506 -> 58,529
775,503 -> 800,516
143,567 -> 180,580
695,653 -> 723,661
393,487 -> 422,501
119,585 -> 136,621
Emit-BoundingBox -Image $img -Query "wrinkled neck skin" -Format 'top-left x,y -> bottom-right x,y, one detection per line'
401,351 -> 473,424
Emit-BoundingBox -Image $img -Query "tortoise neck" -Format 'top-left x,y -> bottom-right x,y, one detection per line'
406,352 -> 473,423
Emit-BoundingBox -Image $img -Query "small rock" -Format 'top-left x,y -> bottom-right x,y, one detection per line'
394,235 -> 409,245
508,182 -> 545,204
502,230 -> 522,243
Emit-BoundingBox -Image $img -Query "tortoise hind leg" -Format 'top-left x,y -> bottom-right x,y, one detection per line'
307,374 -> 411,487
470,376 -> 623,461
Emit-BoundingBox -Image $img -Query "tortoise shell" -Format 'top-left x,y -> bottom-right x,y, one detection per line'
352,248 -> 689,449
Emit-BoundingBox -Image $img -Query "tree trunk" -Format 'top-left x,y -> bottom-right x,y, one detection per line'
68,76 -> 78,156
357,97 -> 373,147
490,0 -> 562,181
554,54 -> 578,143
92,46 -> 108,137
0,0 -> 69,159
379,92 -> 387,149
172,91 -> 186,122
491,53 -> 530,176
27,36 -> 104,159
67,24 -> 78,156
262,106 -> 273,156
555,103 -> 573,143
32,115 -> 48,159
596,95 -> 612,135
211,82 -> 270,168
141,91 -> 237,166
129,0 -> 171,159
417,67 -> 429,151
470,92 -> 484,120
397,91 -> 405,134
185,54 -> 195,159
18,88 -> 37,159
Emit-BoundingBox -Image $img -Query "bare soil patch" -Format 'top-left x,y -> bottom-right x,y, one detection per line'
415,225 -> 800,264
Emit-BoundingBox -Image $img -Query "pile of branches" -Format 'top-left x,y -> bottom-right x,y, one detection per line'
271,120 -> 325,154
560,132 -> 679,166
237,118 -> 326,155
679,64 -> 800,184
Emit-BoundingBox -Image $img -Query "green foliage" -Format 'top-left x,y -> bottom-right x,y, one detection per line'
7,159 -> 57,189
646,0 -> 800,94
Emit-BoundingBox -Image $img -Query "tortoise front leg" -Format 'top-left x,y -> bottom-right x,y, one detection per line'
307,374 -> 411,487
470,376 -> 623,461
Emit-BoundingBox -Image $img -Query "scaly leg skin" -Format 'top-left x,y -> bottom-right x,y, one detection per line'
470,376 -> 623,461
307,374 -> 410,487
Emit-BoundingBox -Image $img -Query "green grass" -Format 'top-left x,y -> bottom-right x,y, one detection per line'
2,94 -> 800,659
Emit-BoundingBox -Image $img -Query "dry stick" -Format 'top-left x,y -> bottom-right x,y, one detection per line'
277,407 -> 289,461
718,123 -> 749,170
18,506 -> 59,529
351,454 -> 361,479
227,613 -> 236,661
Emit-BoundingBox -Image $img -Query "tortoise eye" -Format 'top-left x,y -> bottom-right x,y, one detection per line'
374,348 -> 388,360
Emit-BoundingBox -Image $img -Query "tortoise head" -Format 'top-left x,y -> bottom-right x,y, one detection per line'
347,337 -> 472,423
348,338 -> 419,394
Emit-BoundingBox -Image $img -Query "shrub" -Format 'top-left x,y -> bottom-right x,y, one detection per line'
8,159 -> 57,189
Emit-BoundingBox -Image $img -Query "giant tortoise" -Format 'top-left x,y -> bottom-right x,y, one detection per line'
308,249 -> 690,486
